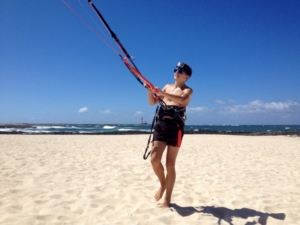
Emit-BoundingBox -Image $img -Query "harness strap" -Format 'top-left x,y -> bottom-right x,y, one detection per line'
158,105 -> 186,123
143,105 -> 159,160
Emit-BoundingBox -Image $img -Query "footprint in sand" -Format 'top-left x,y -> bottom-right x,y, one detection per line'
90,203 -> 99,208
50,194 -> 62,199
34,200 -> 48,205
36,214 -> 56,222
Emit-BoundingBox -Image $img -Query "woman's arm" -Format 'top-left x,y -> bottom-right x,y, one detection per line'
147,90 -> 158,105
158,88 -> 193,106
156,84 -> 193,107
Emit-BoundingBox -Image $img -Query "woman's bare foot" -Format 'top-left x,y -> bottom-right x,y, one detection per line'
154,186 -> 165,201
157,200 -> 170,208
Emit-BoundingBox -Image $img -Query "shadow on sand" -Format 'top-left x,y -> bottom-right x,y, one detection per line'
170,204 -> 285,225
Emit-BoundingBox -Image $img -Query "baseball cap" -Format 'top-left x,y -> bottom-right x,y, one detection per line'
176,62 -> 192,76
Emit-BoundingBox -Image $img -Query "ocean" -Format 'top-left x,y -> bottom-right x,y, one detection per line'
0,124 -> 299,134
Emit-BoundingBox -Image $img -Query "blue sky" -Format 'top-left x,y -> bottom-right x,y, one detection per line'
1,0 -> 299,125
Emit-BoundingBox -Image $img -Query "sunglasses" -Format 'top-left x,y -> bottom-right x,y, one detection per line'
173,68 -> 186,74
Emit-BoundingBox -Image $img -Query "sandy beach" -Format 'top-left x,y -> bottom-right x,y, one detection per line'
0,134 -> 299,225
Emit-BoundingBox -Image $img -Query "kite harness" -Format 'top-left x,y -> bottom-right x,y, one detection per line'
143,105 -> 187,160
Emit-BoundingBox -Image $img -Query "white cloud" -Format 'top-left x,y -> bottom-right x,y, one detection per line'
188,100 -> 300,116
219,100 -> 300,115
228,99 -> 236,104
135,111 -> 143,115
78,107 -> 89,113
100,109 -> 112,114
187,107 -> 210,113
264,101 -> 297,110
183,100 -> 300,124
214,99 -> 226,104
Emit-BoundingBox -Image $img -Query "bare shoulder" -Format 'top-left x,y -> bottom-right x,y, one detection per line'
162,84 -> 174,91
183,85 -> 193,94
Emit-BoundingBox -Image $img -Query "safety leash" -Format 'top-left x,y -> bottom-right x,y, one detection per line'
143,105 -> 160,160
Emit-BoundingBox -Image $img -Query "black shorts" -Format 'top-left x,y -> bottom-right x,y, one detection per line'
153,119 -> 184,147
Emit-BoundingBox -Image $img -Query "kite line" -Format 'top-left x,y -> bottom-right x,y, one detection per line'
62,0 -> 162,99
62,0 -> 164,159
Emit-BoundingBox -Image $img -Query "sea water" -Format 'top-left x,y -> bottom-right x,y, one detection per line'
0,124 -> 299,134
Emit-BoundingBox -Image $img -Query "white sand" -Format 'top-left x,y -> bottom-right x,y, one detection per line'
0,134 -> 299,225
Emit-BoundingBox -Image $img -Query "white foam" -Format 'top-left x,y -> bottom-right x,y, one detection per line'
36,126 -> 65,129
118,128 -> 133,131
0,128 -> 14,132
103,126 -> 116,129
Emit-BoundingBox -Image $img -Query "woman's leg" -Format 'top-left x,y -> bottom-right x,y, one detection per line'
151,141 -> 167,201
158,145 -> 180,208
